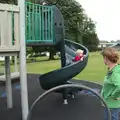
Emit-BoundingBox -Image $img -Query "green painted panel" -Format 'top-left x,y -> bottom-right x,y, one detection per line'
25,2 -> 54,44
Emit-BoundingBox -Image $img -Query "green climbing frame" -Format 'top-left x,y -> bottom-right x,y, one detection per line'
25,2 -> 55,44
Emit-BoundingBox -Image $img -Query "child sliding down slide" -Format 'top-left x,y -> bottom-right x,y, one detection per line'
66,49 -> 84,66
72,49 -> 84,62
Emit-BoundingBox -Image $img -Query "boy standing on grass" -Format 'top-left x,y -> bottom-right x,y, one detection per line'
101,47 -> 120,120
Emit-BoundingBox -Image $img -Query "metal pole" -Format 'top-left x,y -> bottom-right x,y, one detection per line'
18,0 -> 29,120
14,56 -> 18,72
60,41 -> 66,67
5,56 -> 12,108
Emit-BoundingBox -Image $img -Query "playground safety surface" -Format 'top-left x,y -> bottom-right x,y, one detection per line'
0,74 -> 105,120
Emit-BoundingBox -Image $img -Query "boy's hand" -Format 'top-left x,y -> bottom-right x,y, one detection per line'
111,97 -> 120,100
113,98 -> 120,100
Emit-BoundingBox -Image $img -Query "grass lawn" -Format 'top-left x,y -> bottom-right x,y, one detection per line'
75,52 -> 107,84
25,52 -> 107,84
0,52 -> 107,84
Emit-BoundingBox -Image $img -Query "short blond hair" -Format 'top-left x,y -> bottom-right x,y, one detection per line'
101,47 -> 119,63
76,49 -> 83,54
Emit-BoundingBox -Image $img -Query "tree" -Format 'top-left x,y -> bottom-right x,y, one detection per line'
48,48 -> 56,60
82,32 -> 99,51
80,17 -> 99,51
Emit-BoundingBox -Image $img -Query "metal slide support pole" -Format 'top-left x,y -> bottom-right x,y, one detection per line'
5,56 -> 12,108
18,0 -> 29,120
60,40 -> 66,67
59,40 -> 68,104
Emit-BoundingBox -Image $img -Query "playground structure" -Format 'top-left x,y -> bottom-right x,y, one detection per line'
0,3 -> 20,81
0,56 -> 19,81
0,2 -> 20,110
0,1 -> 28,120
0,1 -> 111,120
25,2 -> 55,45
25,1 -> 89,103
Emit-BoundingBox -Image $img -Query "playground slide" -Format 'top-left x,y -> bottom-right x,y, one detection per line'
39,39 -> 89,90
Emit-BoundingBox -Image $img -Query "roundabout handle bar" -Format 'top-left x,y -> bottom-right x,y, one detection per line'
27,84 -> 111,120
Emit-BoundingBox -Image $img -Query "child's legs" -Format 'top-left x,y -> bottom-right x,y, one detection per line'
104,108 -> 120,120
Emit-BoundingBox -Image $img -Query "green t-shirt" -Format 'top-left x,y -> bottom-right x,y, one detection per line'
101,64 -> 120,108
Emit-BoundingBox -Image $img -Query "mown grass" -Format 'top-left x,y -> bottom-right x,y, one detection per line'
0,52 -> 108,84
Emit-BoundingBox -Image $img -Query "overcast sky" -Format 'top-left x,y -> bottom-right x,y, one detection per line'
76,0 -> 120,41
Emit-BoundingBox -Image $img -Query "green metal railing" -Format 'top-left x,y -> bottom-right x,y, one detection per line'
25,2 -> 54,44
12,12 -> 15,45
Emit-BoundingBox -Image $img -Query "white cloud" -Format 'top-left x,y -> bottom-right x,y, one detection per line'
76,0 -> 120,41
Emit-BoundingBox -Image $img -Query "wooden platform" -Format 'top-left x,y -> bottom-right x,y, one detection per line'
0,72 -> 20,82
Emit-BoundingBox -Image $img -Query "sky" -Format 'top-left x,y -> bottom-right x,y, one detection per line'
76,0 -> 120,41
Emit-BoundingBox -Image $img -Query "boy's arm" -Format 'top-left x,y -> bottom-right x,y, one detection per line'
111,72 -> 120,98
